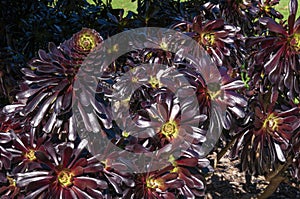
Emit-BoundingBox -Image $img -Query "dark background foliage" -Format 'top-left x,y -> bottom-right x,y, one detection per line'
0,0 -> 197,107
0,0 -> 106,106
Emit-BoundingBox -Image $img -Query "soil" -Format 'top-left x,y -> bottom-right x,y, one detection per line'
205,153 -> 300,199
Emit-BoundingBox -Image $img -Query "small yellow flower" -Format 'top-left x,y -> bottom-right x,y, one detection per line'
7,176 -> 16,187
122,131 -> 130,138
262,113 -> 280,132
25,149 -> 37,161
148,76 -> 160,88
161,120 -> 179,140
78,33 -> 96,51
146,177 -> 164,189
202,33 -> 216,46
291,33 -> 300,51
57,169 -> 74,187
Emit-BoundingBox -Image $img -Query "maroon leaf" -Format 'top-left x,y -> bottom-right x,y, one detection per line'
259,17 -> 287,35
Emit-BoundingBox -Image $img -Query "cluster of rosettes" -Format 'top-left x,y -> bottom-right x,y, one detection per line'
0,25 -> 221,198
1,0 -> 300,196
188,0 -> 300,183
226,0 -> 300,179
0,131 -> 108,199
0,28 -> 110,199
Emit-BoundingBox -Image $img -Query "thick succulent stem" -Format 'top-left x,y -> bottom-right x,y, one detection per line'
257,174 -> 285,199
217,133 -> 240,163
257,156 -> 293,199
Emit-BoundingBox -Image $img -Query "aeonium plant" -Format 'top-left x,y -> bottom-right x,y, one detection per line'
230,94 -> 300,175
0,26 -> 215,198
1,0 -> 300,198
228,0 -> 300,198
247,0 -> 300,101
3,28 -> 113,142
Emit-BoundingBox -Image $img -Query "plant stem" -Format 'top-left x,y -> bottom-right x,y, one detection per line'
257,174 -> 285,199
258,156 -> 293,199
217,133 -> 240,163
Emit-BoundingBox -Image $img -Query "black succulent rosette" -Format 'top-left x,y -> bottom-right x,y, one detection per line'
9,28 -> 111,141
173,13 -> 246,78
187,16 -> 241,68
247,0 -> 300,100
230,94 -> 300,176
132,86 -> 207,152
9,132 -> 49,174
254,0 -> 284,19
0,130 -> 51,199
0,131 -> 24,199
0,173 -> 23,199
125,166 -> 184,199
16,139 -> 108,199
178,65 -> 247,130
204,0 -> 257,35
100,151 -> 135,196
122,153 -> 211,199
168,152 -> 212,198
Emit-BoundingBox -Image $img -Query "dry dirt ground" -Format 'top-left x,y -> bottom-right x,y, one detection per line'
205,154 -> 300,199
